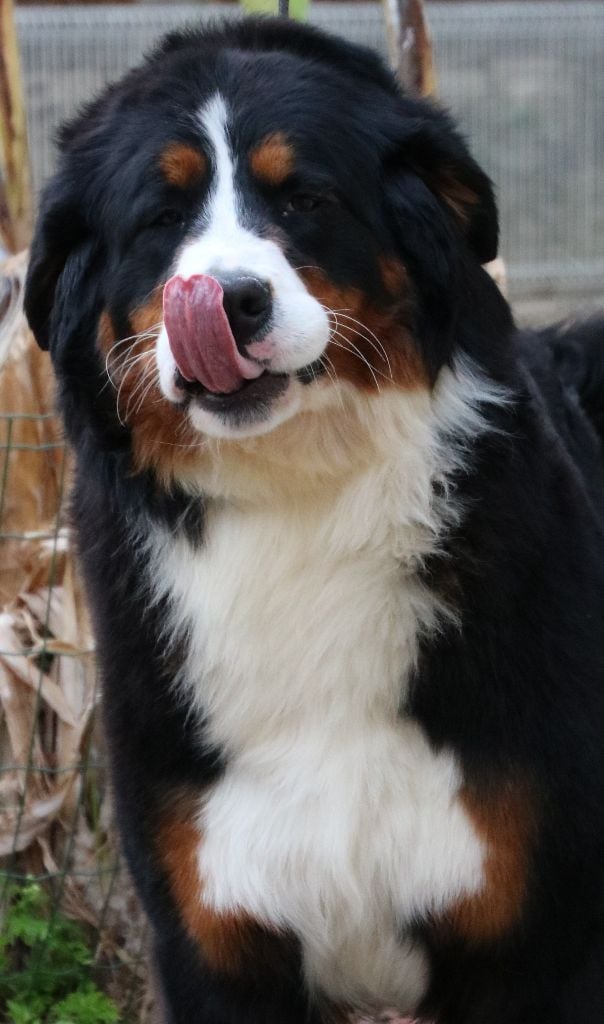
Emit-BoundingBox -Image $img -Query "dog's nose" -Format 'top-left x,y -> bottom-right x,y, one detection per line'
218,274 -> 272,354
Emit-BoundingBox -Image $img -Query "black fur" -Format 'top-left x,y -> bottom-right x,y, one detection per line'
24,17 -> 604,1024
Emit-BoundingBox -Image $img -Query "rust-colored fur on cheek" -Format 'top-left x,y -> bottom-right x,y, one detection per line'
439,779 -> 538,943
159,143 -> 207,188
300,267 -> 427,392
98,301 -> 201,485
249,133 -> 295,186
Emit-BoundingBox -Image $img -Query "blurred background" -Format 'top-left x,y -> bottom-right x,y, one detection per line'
16,0 -> 604,322
0,2 -> 602,1023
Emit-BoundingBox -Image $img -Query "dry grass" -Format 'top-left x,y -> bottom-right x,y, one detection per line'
0,251 -> 153,1020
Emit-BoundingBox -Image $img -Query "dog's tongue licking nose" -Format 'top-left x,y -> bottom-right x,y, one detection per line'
163,274 -> 264,395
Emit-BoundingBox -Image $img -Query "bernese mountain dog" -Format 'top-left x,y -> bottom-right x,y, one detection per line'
24,17 -> 604,1024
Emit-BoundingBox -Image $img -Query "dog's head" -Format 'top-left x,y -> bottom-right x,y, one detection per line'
25,18 -> 502,490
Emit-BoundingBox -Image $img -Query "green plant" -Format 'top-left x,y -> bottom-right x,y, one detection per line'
0,881 -> 119,1024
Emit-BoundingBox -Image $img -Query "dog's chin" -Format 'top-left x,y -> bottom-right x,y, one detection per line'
187,373 -> 304,440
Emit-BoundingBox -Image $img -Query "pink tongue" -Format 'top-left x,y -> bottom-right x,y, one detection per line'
163,274 -> 264,395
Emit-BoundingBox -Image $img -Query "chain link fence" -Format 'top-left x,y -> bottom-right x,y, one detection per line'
16,1 -> 604,303
0,257 -> 150,1021
0,3 -> 603,1021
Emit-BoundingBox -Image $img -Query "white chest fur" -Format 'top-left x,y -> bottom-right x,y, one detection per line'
147,373 -> 503,1011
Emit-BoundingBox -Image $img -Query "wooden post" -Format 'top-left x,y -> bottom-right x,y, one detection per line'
382,0 -> 436,97
0,0 -> 32,253
380,0 -> 507,293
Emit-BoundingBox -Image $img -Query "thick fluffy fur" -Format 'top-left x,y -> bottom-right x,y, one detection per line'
24,17 -> 604,1024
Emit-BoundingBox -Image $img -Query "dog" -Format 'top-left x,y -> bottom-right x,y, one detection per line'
24,17 -> 604,1024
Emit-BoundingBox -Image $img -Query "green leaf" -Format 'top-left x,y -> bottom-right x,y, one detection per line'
239,0 -> 309,19
50,985 -> 120,1024
1,881 -> 119,1024
6,996 -> 44,1024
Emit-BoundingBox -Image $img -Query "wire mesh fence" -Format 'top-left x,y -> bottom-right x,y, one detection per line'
0,3 -> 603,1021
0,256 -> 151,1022
15,1 -> 604,302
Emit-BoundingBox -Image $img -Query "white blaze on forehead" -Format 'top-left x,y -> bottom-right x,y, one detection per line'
184,91 -> 328,361
196,92 -> 241,243
178,91 -> 309,292
155,90 -> 330,437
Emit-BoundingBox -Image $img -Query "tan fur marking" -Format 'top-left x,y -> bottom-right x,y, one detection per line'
444,780 -> 537,942
128,298 -> 202,483
97,309 -> 116,357
156,798 -> 302,980
159,143 -> 207,189
300,267 -> 427,392
249,133 -> 295,186
157,808 -> 258,974
129,296 -> 165,339
98,300 -> 201,486
433,170 -> 479,228
379,256 -> 408,296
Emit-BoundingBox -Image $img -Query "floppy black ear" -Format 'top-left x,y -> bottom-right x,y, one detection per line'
24,179 -> 89,352
396,113 -> 499,265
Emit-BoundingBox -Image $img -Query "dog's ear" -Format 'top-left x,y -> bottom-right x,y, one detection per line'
392,112 -> 499,265
24,178 -> 93,353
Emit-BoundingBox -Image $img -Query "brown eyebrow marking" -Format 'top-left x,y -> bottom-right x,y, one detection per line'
159,143 -> 207,188
249,132 -> 295,186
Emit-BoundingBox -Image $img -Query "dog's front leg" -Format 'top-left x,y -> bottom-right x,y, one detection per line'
153,927 -> 333,1024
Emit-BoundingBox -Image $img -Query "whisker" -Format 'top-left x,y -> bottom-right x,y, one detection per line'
115,348 -> 154,375
122,360 -> 157,421
117,355 -> 155,425
333,321 -> 391,366
328,334 -> 382,392
318,301 -> 392,375
102,347 -> 153,397
319,356 -> 337,391
319,354 -> 346,412
327,312 -> 392,376
156,438 -> 210,450
104,327 -> 161,391
177,416 -> 193,441
116,349 -> 156,380
133,373 -> 159,418
105,324 -> 162,362
331,331 -> 391,384
321,352 -> 337,378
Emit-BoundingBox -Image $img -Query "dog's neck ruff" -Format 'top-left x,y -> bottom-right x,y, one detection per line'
144,358 -> 507,1012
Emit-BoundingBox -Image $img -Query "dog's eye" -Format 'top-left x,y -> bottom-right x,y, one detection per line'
283,194 -> 321,215
150,209 -> 185,229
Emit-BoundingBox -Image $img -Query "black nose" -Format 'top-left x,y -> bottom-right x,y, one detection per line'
218,274 -> 272,353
